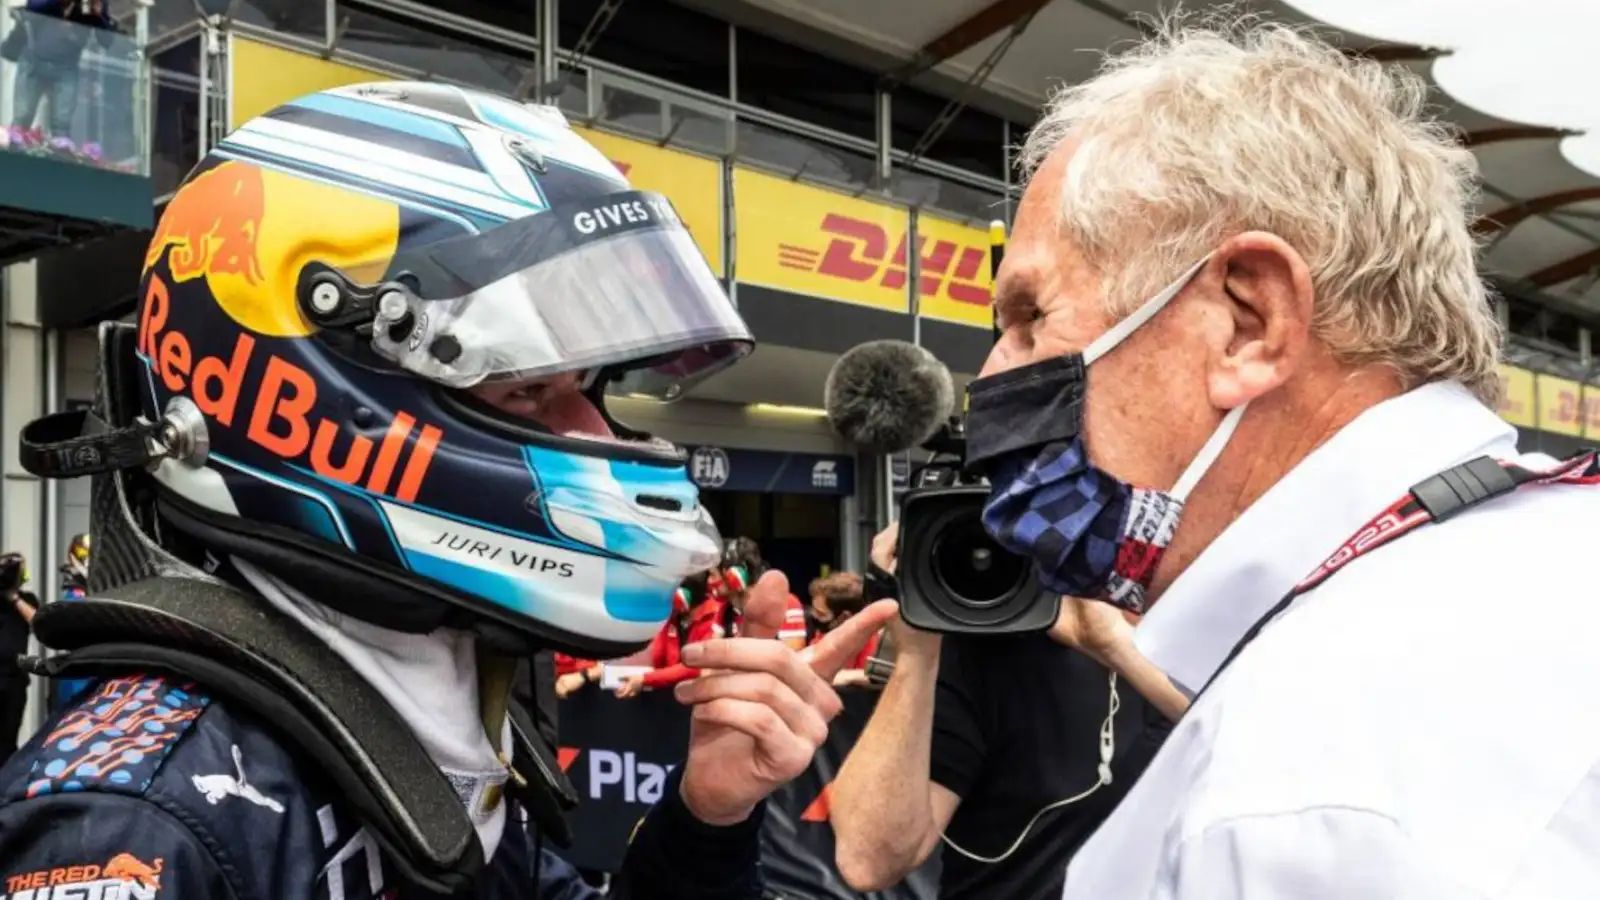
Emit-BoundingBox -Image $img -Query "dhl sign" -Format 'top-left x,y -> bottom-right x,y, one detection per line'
1492,363 -> 1600,437
734,167 -> 993,326
1497,364 -> 1535,429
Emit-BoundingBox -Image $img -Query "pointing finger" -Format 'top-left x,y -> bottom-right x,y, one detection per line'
801,600 -> 897,680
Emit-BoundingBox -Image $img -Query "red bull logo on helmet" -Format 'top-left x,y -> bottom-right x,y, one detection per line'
139,160 -> 440,502
145,162 -> 266,289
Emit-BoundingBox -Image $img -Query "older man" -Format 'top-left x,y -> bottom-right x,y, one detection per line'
966,18 -> 1600,900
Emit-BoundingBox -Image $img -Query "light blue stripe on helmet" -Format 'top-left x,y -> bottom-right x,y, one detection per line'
290,91 -> 472,148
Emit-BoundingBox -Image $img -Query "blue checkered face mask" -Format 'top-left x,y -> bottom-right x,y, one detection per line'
965,257 -> 1247,614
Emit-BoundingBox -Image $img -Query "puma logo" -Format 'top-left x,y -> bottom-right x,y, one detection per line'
192,743 -> 285,814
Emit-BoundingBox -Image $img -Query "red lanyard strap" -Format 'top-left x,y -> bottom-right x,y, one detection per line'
1196,450 -> 1600,701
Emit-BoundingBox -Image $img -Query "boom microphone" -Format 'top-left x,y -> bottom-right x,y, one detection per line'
824,340 -> 955,454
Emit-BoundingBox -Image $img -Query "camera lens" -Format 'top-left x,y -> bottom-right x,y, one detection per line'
930,515 -> 1028,609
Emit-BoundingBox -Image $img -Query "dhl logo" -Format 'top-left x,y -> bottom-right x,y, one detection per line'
1544,385 -> 1600,433
780,214 -> 992,307
139,273 -> 443,502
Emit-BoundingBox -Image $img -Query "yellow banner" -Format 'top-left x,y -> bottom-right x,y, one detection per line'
229,37 -> 390,129
733,167 -> 910,312
1582,383 -> 1600,439
1536,373 -> 1584,436
572,126 -> 723,275
1496,365 -> 1536,428
915,214 -> 995,328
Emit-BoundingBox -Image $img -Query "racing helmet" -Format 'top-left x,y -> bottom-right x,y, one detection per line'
135,82 -> 751,656
64,533 -> 90,581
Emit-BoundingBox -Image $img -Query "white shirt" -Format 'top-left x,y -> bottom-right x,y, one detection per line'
1064,381 -> 1600,899
235,558 -> 514,861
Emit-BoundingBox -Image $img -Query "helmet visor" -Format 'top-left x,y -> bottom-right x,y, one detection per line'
373,190 -> 752,398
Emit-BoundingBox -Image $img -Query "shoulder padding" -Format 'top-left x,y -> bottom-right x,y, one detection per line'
5,674 -> 209,803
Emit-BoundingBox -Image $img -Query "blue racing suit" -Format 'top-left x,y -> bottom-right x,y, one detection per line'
0,673 -> 765,899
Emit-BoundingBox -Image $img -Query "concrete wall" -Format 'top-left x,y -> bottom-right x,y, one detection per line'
2,260 -> 52,747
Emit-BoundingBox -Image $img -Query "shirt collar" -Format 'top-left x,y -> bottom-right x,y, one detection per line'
1134,380 -> 1518,694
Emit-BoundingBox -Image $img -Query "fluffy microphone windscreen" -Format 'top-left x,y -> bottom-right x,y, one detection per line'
824,340 -> 955,454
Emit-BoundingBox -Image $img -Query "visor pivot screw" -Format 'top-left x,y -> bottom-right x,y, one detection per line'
429,335 -> 463,365
377,290 -> 409,321
309,282 -> 342,316
376,290 -> 415,343
353,406 -> 375,428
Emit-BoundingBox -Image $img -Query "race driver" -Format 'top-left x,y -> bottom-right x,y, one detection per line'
0,81 -> 891,898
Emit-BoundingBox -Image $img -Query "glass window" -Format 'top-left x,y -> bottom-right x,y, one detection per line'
339,6 -> 539,99
735,27 -> 878,143
890,85 -> 1007,182
150,36 -> 201,197
560,0 -> 730,98
230,0 -> 331,44
414,0 -> 539,39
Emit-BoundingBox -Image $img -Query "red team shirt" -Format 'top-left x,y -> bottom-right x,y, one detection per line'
562,571 -> 815,692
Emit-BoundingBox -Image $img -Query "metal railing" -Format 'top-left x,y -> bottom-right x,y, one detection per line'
285,0 -> 1018,228
0,7 -> 148,175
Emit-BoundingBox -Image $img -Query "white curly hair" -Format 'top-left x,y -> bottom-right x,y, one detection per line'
1020,14 -> 1503,404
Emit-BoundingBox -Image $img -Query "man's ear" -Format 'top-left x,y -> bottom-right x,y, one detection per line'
1206,231 -> 1315,409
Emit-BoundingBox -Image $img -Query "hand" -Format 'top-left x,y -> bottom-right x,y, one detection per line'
10,594 -> 35,626
614,674 -> 646,699
555,671 -> 587,698
869,521 -> 940,657
674,569 -> 897,826
870,523 -> 898,574
1047,595 -> 1138,668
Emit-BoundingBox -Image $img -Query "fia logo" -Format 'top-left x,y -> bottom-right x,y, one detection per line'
690,446 -> 730,489
811,460 -> 838,489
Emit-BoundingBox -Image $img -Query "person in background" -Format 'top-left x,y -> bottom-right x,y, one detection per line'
616,570 -> 726,698
0,553 -> 38,761
9,0 -> 117,139
59,533 -> 88,599
806,572 -> 880,688
720,538 -> 807,650
554,652 -> 599,698
829,526 -> 1174,900
49,533 -> 93,710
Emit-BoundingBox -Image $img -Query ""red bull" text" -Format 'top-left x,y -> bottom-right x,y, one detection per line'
138,274 -> 443,503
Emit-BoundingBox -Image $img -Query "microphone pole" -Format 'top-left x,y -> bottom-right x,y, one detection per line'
988,220 -> 1007,345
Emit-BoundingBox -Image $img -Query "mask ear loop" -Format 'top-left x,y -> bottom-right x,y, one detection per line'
1171,402 -> 1248,503
1081,256 -> 1213,366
